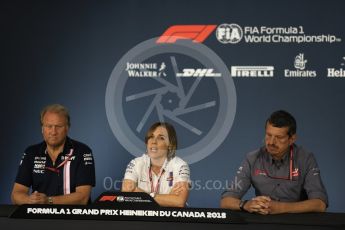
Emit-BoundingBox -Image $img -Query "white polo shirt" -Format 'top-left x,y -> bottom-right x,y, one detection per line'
124,154 -> 190,194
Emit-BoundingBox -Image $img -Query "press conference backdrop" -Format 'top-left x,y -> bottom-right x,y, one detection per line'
1,0 -> 345,212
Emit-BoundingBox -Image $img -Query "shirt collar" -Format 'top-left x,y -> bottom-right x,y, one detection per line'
144,153 -> 169,172
262,146 -> 291,166
44,136 -> 72,156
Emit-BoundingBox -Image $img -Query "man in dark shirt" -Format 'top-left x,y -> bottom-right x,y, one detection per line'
221,110 -> 328,214
11,104 -> 95,205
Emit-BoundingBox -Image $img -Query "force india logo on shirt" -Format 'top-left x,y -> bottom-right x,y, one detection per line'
32,152 -> 93,174
33,156 -> 47,174
83,153 -> 94,165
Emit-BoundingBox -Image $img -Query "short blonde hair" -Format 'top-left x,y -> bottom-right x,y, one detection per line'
40,104 -> 70,127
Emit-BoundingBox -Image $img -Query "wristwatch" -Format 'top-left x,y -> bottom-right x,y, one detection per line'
239,200 -> 248,211
149,192 -> 156,198
48,196 -> 53,204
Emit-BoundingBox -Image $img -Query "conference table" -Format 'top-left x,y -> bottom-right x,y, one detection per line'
1,204 -> 344,230
1,192 -> 343,230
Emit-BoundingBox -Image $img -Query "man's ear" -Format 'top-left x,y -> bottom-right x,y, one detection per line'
289,134 -> 297,145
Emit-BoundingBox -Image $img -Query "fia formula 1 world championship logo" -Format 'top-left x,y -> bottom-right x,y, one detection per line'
105,28 -> 236,164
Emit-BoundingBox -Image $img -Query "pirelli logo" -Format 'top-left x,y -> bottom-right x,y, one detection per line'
231,66 -> 274,77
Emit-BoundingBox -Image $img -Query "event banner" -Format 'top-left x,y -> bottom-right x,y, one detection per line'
10,205 -> 244,224
1,0 -> 345,212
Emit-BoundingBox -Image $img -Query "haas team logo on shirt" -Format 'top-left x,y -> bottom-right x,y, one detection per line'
254,169 -> 267,176
292,168 -> 299,177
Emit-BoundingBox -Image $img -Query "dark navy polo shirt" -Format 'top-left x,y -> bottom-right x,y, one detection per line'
15,137 -> 95,196
222,144 -> 328,205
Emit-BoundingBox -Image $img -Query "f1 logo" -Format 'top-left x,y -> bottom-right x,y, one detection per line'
157,25 -> 217,43
98,195 -> 117,202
